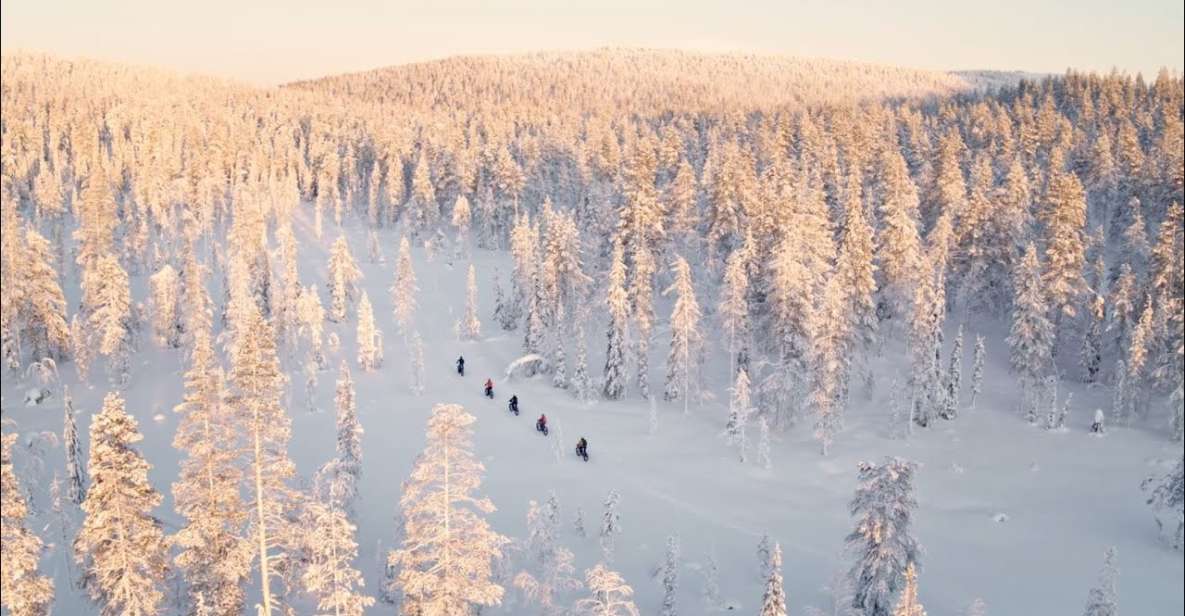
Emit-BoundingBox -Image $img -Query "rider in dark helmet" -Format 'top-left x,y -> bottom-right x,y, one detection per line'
509,395 -> 519,415
576,437 -> 588,461
536,414 -> 548,434
484,378 -> 494,398
456,356 -> 465,376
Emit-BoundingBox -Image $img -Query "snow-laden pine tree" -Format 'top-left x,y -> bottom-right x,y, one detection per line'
229,305 -> 295,616
494,269 -> 517,331
1,432 -> 55,616
969,335 -> 985,410
301,498 -> 375,616
274,223 -> 302,350
391,237 -> 419,334
574,507 -> 587,538
356,291 -> 383,370
759,541 -> 787,616
892,563 -> 925,616
453,194 -> 472,253
573,564 -> 640,616
149,263 -> 182,348
390,403 -> 509,614
719,246 -> 751,377
328,236 -> 363,322
600,489 -> 622,562
1082,547 -> 1118,616
463,263 -> 482,340
335,362 -> 363,507
1008,244 -> 1054,423
1142,456 -> 1183,550
908,258 -> 943,428
85,253 -> 133,386
1121,301 -> 1153,420
942,324 -> 964,419
603,242 -> 630,400
757,534 -> 774,581
173,318 -> 250,615
658,534 -> 680,616
63,388 -> 86,504
846,458 -> 921,616
75,393 -> 169,616
663,256 -> 702,412
1080,250 -> 1106,384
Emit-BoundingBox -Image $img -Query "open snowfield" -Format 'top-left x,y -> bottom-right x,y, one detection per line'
4,212 -> 1181,616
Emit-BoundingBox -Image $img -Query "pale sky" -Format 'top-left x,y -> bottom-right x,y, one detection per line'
2,0 -> 1181,85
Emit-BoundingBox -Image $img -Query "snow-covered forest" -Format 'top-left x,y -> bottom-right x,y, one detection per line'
1,49 -> 1182,615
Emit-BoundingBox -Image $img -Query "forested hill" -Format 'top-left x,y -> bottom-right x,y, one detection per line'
283,47 -> 978,114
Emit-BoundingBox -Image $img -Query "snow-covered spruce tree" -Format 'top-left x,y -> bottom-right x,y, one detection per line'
574,507 -> 587,538
229,305 -> 295,616
301,498 -> 375,616
1122,301 -> 1153,420
969,335 -> 985,411
274,224 -> 301,350
514,497 -> 581,614
663,256 -> 702,413
463,263 -> 482,340
908,260 -> 943,428
406,152 -> 438,236
297,285 -> 327,369
1008,244 -> 1054,423
892,562 -> 925,616
1041,170 -> 1088,333
1080,251 -> 1106,384
836,187 -> 879,360
86,253 -> 133,387
811,277 -> 849,455
846,458 -> 921,616
726,367 -> 752,446
356,291 -> 383,370
173,320 -> 250,615
335,362 -> 363,507
1142,456 -> 1183,550
573,563 -> 640,616
875,147 -> 924,331
327,236 -> 363,322
942,324 -> 964,420
410,330 -> 426,395
367,229 -> 383,263
14,227 -> 72,362
1,432 -> 55,616
719,246 -> 751,377
453,194 -> 472,253
391,236 -> 419,334
759,541 -> 787,616
603,242 -> 630,400
75,393 -> 169,616
523,272 -> 548,356
599,489 -> 622,562
758,417 -> 773,470
629,242 -> 657,400
1082,547 -> 1118,616
390,403 -> 509,614
494,269 -> 517,331
552,315 -> 569,389
658,534 -> 680,616
63,388 -> 86,504
1106,264 -> 1138,364
149,264 -> 183,348
757,534 -> 774,581
509,214 -> 538,327
571,322 -> 593,401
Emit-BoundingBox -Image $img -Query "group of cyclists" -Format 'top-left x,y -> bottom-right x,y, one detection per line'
458,356 -> 590,462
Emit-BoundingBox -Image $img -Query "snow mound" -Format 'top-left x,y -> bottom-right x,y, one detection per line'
23,388 -> 50,406
504,354 -> 549,380
993,513 -> 1010,523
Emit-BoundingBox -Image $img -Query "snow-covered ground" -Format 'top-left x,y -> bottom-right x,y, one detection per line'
3,214 -> 1182,616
